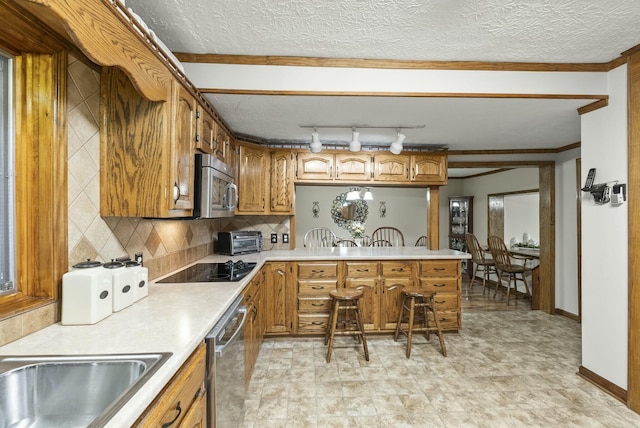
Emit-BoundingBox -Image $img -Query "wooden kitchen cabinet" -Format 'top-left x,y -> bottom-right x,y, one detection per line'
295,262 -> 340,334
418,260 -> 462,331
214,125 -> 231,164
195,106 -> 215,154
264,262 -> 293,335
237,143 -> 269,213
411,153 -> 447,184
101,68 -> 196,217
335,153 -> 372,181
270,150 -> 295,214
295,152 -> 335,181
291,259 -> 461,334
243,268 -> 265,389
344,262 -> 379,330
178,388 -> 207,428
372,154 -> 410,182
134,343 -> 206,427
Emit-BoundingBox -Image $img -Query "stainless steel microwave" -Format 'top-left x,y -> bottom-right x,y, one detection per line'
194,154 -> 237,218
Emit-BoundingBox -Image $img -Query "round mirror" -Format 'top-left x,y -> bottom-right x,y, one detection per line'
331,192 -> 368,235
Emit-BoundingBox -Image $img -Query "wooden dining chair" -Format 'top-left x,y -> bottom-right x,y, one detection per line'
371,227 -> 405,246
465,233 -> 496,294
414,235 -> 428,247
487,236 -> 532,305
369,239 -> 392,247
303,227 -> 337,247
335,239 -> 358,247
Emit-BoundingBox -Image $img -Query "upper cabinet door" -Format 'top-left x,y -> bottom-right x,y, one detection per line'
215,126 -> 229,163
372,154 -> 410,182
296,153 -> 334,181
335,153 -> 372,181
196,107 -> 215,154
237,144 -> 268,213
411,154 -> 448,184
270,151 -> 295,213
172,83 -> 196,211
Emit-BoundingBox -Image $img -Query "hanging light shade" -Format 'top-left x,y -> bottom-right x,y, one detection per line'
389,132 -> 406,155
349,130 -> 361,152
346,187 -> 361,200
362,188 -> 373,200
310,131 -> 322,153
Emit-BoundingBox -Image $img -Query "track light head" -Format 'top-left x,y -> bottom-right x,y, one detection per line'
349,130 -> 361,152
310,130 -> 322,153
389,132 -> 406,155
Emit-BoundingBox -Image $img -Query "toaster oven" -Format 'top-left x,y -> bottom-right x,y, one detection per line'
216,231 -> 262,255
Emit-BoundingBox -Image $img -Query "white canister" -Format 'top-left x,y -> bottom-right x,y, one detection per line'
61,260 -> 113,325
104,260 -> 135,312
125,261 -> 149,302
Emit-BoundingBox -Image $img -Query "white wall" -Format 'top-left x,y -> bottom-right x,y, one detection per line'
555,152 -> 580,315
580,64 -> 628,389
294,185 -> 428,247
504,193 -> 540,245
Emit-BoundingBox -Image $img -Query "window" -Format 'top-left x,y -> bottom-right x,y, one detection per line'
0,53 -> 15,296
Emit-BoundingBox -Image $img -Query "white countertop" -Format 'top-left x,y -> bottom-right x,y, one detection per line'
0,247 -> 469,427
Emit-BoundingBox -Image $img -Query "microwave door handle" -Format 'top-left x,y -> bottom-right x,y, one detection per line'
226,183 -> 238,209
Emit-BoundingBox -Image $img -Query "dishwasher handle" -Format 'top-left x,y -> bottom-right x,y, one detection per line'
214,306 -> 247,358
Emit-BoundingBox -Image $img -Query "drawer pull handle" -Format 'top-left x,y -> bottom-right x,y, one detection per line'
434,284 -> 446,287
356,269 -> 369,272
311,302 -> 324,306
433,267 -> 446,271
392,268 -> 404,272
161,401 -> 182,428
435,300 -> 445,304
311,269 -> 325,274
311,286 -> 324,290
311,321 -> 324,325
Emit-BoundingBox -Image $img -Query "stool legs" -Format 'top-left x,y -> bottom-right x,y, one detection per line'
394,291 -> 447,358
325,294 -> 369,363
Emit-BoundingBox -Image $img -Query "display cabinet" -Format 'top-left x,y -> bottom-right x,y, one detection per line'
448,196 -> 474,276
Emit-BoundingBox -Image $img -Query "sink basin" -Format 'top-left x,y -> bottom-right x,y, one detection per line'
0,352 -> 172,428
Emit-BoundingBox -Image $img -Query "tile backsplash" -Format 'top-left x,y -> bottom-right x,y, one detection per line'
0,55 -> 290,346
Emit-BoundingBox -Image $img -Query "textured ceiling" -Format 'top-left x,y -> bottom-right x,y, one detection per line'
124,0 -> 640,153
126,0 -> 640,62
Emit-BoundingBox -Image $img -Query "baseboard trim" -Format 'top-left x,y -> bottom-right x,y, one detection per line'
554,308 -> 580,322
578,365 -> 627,403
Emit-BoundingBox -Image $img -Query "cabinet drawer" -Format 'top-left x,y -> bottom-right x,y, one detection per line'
297,263 -> 338,278
135,343 -> 206,427
430,292 -> 459,310
419,260 -> 460,277
346,262 -> 378,278
381,261 -> 414,277
298,314 -> 329,333
298,297 -> 332,313
419,278 -> 459,294
298,280 -> 338,295
427,310 -> 459,331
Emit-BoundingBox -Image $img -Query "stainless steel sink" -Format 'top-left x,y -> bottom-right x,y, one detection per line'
0,352 -> 172,428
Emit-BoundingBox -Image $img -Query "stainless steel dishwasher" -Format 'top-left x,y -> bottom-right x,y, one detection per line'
205,295 -> 247,427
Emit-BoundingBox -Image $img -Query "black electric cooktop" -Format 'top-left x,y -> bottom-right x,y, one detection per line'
157,260 -> 257,283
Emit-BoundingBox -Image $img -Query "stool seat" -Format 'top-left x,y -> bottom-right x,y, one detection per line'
394,288 -> 447,358
324,288 -> 369,363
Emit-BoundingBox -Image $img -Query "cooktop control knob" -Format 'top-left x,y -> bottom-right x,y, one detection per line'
235,260 -> 245,269
224,260 -> 234,269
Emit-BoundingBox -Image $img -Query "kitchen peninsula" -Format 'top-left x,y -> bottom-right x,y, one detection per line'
0,247 -> 469,427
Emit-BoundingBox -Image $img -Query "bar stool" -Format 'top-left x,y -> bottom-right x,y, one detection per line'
324,288 -> 369,363
394,288 -> 447,358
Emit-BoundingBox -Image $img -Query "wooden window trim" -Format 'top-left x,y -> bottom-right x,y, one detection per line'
0,52 -> 67,319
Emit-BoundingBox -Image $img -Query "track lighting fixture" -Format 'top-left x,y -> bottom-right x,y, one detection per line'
389,131 -> 406,155
300,124 -> 423,153
310,128 -> 322,153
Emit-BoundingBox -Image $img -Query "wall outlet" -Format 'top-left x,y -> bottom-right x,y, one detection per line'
270,233 -> 278,243
282,233 -> 289,243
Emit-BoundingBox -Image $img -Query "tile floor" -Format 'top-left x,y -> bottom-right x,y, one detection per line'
243,310 -> 640,427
